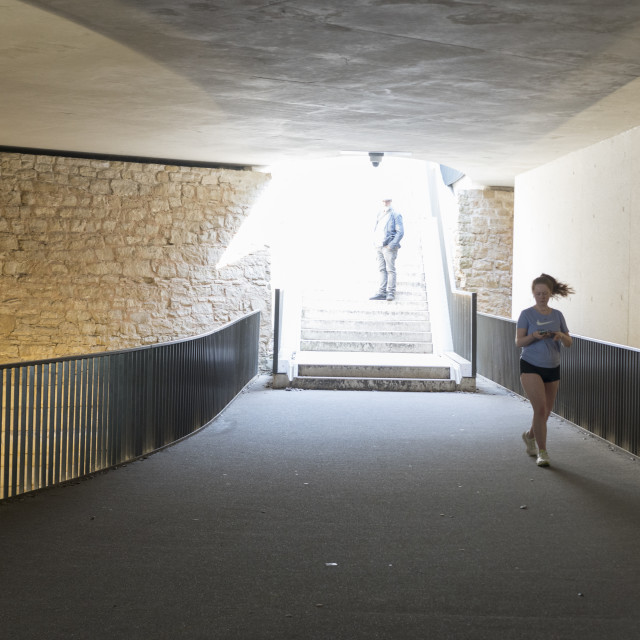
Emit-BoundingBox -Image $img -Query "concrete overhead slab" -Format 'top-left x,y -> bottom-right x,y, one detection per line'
1,376 -> 640,639
2,1 -> 640,184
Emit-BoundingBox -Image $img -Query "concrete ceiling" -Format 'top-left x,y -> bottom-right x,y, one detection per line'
2,0 -> 640,186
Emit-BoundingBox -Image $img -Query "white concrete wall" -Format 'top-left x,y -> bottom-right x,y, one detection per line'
513,125 -> 640,348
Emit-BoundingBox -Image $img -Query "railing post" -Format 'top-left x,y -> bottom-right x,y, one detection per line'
471,292 -> 477,377
273,289 -> 283,375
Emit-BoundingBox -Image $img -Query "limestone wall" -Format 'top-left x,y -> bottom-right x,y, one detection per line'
0,152 -> 272,370
452,187 -> 514,317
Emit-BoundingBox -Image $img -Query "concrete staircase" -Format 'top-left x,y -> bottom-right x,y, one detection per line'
299,298 -> 432,354
290,235 -> 458,391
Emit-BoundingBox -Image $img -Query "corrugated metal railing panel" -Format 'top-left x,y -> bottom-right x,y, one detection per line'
451,291 -> 477,376
0,312 -> 260,500
557,337 -> 640,456
476,314 -> 521,393
477,313 -> 640,456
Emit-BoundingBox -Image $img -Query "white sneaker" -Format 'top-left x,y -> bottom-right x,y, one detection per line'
536,450 -> 550,467
522,431 -> 537,457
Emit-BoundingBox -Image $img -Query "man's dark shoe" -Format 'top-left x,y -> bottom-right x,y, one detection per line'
369,293 -> 386,300
386,293 -> 395,301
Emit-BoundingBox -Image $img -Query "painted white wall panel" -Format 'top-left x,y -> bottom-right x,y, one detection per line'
513,125 -> 640,348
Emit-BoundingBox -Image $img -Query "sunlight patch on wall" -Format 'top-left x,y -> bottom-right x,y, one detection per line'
215,179 -> 275,270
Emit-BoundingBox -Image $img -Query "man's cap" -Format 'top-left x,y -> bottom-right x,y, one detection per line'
382,197 -> 392,201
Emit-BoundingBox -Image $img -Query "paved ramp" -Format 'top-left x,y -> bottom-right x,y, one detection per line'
2,377 -> 640,639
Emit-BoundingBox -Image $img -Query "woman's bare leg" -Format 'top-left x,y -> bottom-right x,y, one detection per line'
520,374 -> 558,451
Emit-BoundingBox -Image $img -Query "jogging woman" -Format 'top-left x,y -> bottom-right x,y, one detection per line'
515,273 -> 574,467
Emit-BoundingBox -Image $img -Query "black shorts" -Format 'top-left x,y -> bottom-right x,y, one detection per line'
520,358 -> 560,383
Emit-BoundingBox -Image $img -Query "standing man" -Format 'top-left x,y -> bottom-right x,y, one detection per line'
369,197 -> 404,301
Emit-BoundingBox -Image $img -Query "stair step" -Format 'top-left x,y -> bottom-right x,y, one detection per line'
301,319 -> 431,332
298,364 -> 451,379
303,308 -> 430,322
300,340 -> 434,354
301,299 -> 429,312
302,289 -> 427,303
301,329 -> 432,342
291,376 -> 457,392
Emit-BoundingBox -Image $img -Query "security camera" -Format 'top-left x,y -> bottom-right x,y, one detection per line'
368,152 -> 384,167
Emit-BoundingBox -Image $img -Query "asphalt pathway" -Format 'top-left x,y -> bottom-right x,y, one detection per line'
2,376 -> 640,640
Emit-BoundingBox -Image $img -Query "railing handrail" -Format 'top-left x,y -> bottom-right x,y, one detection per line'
479,311 -> 640,353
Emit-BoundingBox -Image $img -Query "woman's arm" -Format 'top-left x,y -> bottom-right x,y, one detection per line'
515,327 -> 542,348
553,331 -> 572,348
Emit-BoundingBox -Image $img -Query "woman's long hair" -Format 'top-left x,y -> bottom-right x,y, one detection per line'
532,273 -> 575,298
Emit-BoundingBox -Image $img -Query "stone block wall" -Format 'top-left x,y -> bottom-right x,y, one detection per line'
453,187 -> 514,317
0,152 -> 272,370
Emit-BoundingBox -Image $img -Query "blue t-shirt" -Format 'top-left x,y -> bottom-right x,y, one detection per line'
517,307 -> 569,368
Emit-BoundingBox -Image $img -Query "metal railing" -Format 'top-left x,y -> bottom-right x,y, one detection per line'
0,312 -> 261,500
476,314 -> 521,392
451,290 -> 477,376
477,313 -> 640,456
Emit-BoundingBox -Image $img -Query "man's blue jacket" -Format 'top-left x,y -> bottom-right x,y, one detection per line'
378,208 -> 404,249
